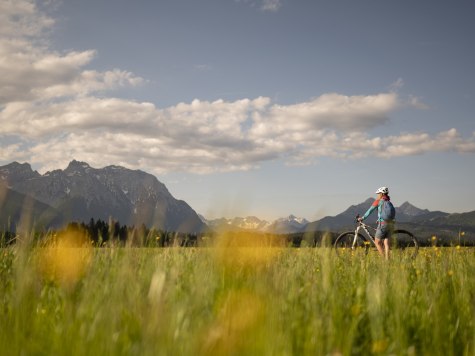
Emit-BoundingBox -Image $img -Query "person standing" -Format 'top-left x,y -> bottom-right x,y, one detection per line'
358,187 -> 395,259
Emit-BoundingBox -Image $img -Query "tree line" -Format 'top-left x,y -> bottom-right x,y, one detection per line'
0,218 -> 200,247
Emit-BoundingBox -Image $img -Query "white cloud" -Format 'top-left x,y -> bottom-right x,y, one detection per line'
408,95 -> 429,110
0,0 -> 54,38
390,78 -> 404,91
234,0 -> 282,12
0,39 -> 143,105
0,97 -> 158,137
0,0 -> 143,106
3,93 -> 475,175
0,142 -> 26,162
193,64 -> 212,71
1,0 -> 474,176
250,93 -> 398,139
261,0 -> 282,12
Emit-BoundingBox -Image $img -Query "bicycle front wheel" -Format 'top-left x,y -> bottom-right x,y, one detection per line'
391,229 -> 419,258
334,232 -> 369,257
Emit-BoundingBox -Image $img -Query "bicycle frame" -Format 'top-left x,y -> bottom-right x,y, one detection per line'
352,221 -> 376,248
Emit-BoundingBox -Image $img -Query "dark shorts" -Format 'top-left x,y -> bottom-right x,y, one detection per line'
375,222 -> 393,240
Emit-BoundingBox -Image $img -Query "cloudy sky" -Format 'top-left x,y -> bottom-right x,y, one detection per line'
1,0 -> 474,221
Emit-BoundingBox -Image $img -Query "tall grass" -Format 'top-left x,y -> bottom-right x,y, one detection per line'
1,231 -> 474,355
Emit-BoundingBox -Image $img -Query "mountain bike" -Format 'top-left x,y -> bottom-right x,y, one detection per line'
333,215 -> 419,258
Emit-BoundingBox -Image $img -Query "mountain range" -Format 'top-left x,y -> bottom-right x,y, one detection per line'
1,160 -> 474,239
0,161 -> 205,233
305,198 -> 445,232
203,199 -> 475,240
201,199 -> 445,234
201,215 -> 309,234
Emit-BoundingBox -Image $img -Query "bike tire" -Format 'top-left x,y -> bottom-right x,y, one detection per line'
391,229 -> 419,258
334,232 -> 369,257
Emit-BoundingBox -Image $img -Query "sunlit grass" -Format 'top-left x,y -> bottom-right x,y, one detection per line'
1,231 -> 474,355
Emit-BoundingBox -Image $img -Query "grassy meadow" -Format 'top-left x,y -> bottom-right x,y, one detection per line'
1,230 -> 475,355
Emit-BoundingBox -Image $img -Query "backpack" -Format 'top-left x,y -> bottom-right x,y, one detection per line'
380,200 -> 396,221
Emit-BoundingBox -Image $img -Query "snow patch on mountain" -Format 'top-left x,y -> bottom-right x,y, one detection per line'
202,214 -> 309,233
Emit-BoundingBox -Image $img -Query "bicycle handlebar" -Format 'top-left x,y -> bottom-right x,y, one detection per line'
355,214 -> 368,227
354,214 -> 377,231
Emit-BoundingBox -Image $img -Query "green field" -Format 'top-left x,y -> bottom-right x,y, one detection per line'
1,232 -> 474,355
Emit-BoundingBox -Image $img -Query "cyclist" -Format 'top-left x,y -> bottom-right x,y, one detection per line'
358,187 -> 394,259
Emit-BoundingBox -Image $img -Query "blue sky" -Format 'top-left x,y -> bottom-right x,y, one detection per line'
1,0 -> 474,221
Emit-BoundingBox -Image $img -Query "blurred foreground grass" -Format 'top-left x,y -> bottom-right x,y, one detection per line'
1,231 -> 475,355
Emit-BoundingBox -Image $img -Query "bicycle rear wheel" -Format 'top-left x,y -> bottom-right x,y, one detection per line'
390,229 -> 419,258
334,232 -> 369,257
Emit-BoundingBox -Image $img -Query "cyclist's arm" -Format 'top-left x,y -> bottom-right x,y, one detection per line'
361,200 -> 379,221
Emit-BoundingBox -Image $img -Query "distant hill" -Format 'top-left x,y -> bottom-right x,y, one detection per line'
0,161 -> 205,233
201,214 -> 308,234
203,199 -> 475,242
398,210 -> 475,242
0,183 -> 64,232
305,198 -> 374,232
305,198 -> 475,244
396,201 -> 430,218
200,215 -> 270,232
305,199 -> 452,231
267,215 -> 309,234
411,211 -> 475,227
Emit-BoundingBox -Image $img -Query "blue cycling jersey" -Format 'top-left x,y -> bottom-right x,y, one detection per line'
362,196 -> 391,223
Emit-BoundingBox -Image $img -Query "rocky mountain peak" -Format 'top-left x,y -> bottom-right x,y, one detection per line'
0,161 -> 40,183
397,201 -> 429,216
0,160 -> 205,233
203,214 -> 309,233
65,160 -> 91,173
276,214 -> 309,225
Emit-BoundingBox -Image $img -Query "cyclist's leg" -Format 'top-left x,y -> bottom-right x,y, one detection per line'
383,222 -> 395,259
383,238 -> 390,260
374,237 -> 385,257
375,223 -> 389,258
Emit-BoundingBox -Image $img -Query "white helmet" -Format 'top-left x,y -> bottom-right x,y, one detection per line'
375,186 -> 389,194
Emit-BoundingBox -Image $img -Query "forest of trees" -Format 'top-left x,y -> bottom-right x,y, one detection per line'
0,218 -> 200,247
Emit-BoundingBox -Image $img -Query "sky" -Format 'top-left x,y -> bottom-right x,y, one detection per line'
1,0 -> 475,221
